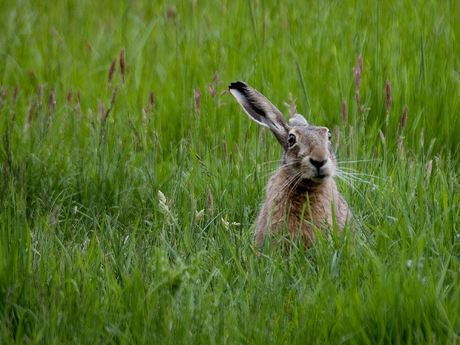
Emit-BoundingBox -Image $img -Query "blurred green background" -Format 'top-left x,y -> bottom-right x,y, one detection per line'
1,0 -> 460,343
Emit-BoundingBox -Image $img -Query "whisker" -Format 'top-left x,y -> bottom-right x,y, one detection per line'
337,159 -> 380,164
334,173 -> 366,199
335,171 -> 372,186
336,168 -> 388,183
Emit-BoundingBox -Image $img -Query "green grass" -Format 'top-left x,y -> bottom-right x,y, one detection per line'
1,0 -> 460,343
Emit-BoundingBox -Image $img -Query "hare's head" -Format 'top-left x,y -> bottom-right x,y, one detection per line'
229,81 -> 336,183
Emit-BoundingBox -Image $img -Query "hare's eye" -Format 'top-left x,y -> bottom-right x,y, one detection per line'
288,133 -> 296,146
327,131 -> 332,141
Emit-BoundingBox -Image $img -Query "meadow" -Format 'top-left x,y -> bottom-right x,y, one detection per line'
1,0 -> 460,343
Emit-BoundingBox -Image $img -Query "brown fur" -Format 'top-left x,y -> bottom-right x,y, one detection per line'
229,81 -> 351,249
255,168 -> 351,248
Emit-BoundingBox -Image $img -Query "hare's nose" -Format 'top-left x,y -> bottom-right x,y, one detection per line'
310,158 -> 327,170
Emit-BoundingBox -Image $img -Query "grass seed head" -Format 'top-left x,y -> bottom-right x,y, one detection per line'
12,84 -> 18,108
37,83 -> 43,105
222,139 -> 227,157
120,49 -> 125,85
427,160 -> 433,176
341,99 -> 347,128
385,80 -> 392,112
397,136 -> 404,154
74,101 -> 81,114
207,189 -> 214,214
358,55 -> 363,75
48,87 -> 56,114
352,55 -> 363,91
128,118 -> 140,138
208,83 -> 216,98
401,105 -> 407,131
379,129 -> 385,145
110,85 -> 118,108
150,90 -> 155,112
213,71 -> 223,86
195,209 -> 204,223
98,99 -> 106,121
26,101 -> 36,131
108,58 -> 117,89
287,93 -> 297,118
1,87 -> 7,108
420,128 -> 424,148
66,89 -> 72,105
195,87 -> 201,118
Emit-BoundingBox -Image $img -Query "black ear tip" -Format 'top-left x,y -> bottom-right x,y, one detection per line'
229,81 -> 247,92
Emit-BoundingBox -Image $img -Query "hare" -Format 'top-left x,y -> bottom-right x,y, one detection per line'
229,81 -> 351,249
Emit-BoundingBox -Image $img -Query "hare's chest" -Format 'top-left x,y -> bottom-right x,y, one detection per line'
273,191 -> 331,226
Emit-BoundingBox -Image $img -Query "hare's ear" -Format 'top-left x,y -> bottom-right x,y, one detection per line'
289,114 -> 308,127
229,81 -> 290,149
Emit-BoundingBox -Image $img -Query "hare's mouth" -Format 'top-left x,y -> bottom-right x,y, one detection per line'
299,170 -> 331,182
310,173 -> 330,182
